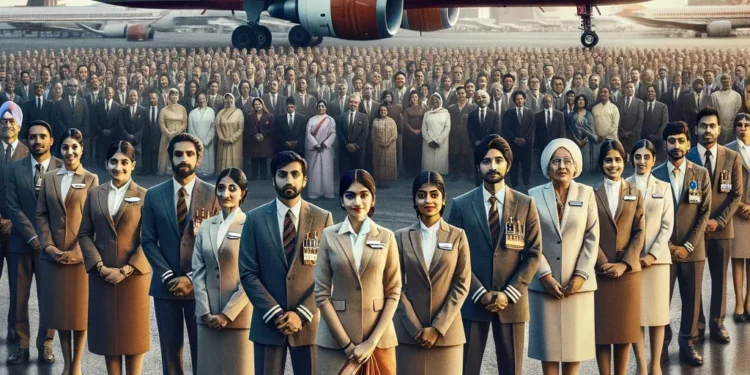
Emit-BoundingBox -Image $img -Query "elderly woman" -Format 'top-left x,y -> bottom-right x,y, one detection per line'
158,88 -> 188,175
188,93 -> 216,176
421,93 -> 451,175
371,104 -> 398,187
528,138 -> 598,375
215,93 -> 244,171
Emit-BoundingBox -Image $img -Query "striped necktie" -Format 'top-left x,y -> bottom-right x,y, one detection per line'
176,187 -> 187,236
488,196 -> 500,247
283,210 -> 296,264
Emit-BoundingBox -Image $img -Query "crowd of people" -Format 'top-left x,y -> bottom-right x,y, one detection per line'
0,44 -> 749,375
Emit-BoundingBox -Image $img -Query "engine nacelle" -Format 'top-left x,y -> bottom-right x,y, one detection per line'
97,23 -> 129,38
269,0 -> 403,40
706,20 -> 732,37
126,24 -> 153,41
401,8 -> 459,32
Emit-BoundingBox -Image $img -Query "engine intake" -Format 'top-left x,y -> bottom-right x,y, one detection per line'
401,8 -> 459,32
706,20 -> 732,37
126,24 -> 152,41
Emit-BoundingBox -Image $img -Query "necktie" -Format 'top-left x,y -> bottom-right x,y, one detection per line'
705,149 -> 714,180
70,96 -> 75,108
648,102 -> 653,114
210,96 -> 215,108
34,163 -> 44,197
131,106 -> 136,118
674,88 -> 678,102
302,94 -> 306,107
288,114 -> 293,129
480,109 -> 485,124
659,81 -> 664,95
488,196 -> 500,247
546,110 -> 551,127
272,94 -> 276,109
4,144 -> 11,163
495,100 -> 500,111
626,97 -> 631,111
151,106 -> 156,125
350,112 -> 354,126
37,97 -> 41,110
340,98 -> 345,111
283,210 -> 296,264
176,187 -> 187,236
517,108 -> 522,121
121,92 -> 125,103
106,102 -> 110,115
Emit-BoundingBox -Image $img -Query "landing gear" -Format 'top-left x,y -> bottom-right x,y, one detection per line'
310,35 -> 323,47
232,24 -> 272,50
289,25 -> 314,48
577,4 -> 598,48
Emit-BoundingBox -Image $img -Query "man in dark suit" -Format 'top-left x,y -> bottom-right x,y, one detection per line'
21,83 -> 54,141
685,108 -> 743,344
83,73 -> 104,113
652,122 -> 711,366
4,120 -> 59,365
94,87 -> 121,164
359,84 -> 380,124
468,90 -> 502,148
502,91 -> 535,189
143,91 -> 162,175
292,77 -> 317,119
447,135 -> 541,375
660,73 -> 688,124
239,151 -> 333,375
1,82 -> 24,108
618,81 -> 645,159
119,90 -> 146,174
273,97 -> 307,157
53,79 -> 89,158
534,94 -> 566,162
14,71 -> 32,103
327,81 -> 349,119
262,80 -> 287,119
113,75 -> 129,105
677,78 -> 712,146
642,85 -> 670,161
206,80 -> 225,114
733,65 -> 746,96
142,133 -> 219,374
336,93 -> 369,176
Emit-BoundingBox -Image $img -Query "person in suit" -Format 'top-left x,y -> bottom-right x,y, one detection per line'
78,141 -> 151,374
273,96 -> 307,156
53,79 -> 89,159
652,121 -> 711,366
5,120 -> 60,365
592,140 -> 645,375
447,135 -> 542,375
239,151 -> 333,375
244,97 -> 274,180
83,73 -> 104,113
141,133 -> 219,374
726,113 -> 750,322
528,138 -> 598,375
21,83 -> 54,141
642,85 -> 670,162
15,71 -> 32,103
95,88 -> 122,165
447,86 -> 476,182
192,168 -> 254,374
262,80 -> 287,119
685,107 -> 743,343
314,169 -> 401,374
467,90 -> 501,150
143,91 -> 163,175
677,78 -> 712,146
660,73 -> 688,124
618,82 -> 645,159
206,80 -> 225,114
35,128 -> 98,375
337,92 -> 370,176
2,81 -> 25,108
626,140 -> 675,375
235,80 -> 255,118
502,91 -> 535,189
113,76 -> 129,106
0,102 -> 30,343
394,171 -> 471,375
293,77 -> 318,119
119,90 -> 146,175
181,80 -> 200,113
327,81 -> 348,119
534,94 -> 566,162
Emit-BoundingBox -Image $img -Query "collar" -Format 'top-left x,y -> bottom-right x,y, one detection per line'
33,156 -> 52,171
173,177 -> 197,197
56,164 -> 79,175
109,179 -> 132,193
219,207 -> 239,225
276,197 -> 301,218
419,220 -> 440,234
604,177 -> 621,187
482,184 -> 506,206
697,142 -> 718,157
738,138 -> 750,149
35,95 -> 44,100
667,159 -> 688,175
2,139 -> 18,150
338,216 -> 372,236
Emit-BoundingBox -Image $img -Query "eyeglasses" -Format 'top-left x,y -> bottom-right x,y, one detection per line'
67,85 -> 78,88
550,157 -> 574,167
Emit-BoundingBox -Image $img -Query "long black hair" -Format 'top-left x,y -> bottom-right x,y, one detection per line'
412,171 -> 447,218
338,169 -> 376,218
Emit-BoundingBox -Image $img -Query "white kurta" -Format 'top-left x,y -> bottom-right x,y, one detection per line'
421,106 -> 451,174
188,106 -> 217,176
305,114 -> 337,199
592,102 -> 620,140
712,90 -> 742,144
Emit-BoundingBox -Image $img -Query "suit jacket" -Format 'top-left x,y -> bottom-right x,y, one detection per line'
118,105 -> 147,151
336,110 -> 370,150
652,161 -> 712,262
641,100 -> 669,143
529,182 -> 598,293
314,220 -> 401,349
143,105 -> 163,152
617,96 -> 644,142
193,211 -> 252,329
234,96 -> 254,118
501,107 -> 535,148
114,90 -> 129,105
21,97 -> 55,139
328,95 -> 348,119
394,220 -> 470,347
54,95 -> 90,141
534,108 -> 566,150
0,93 -> 24,108
524,92 -> 544,113
5,156 -> 63,252
467,107 -> 501,148
273,111 -> 307,155
15,84 -> 31,102
261,93 -> 287,118
181,95 -> 198,113
206,94 -> 225,114
239,200 -> 333,346
593,180 -> 645,274
660,87 -> 688,122
359,99 -> 381,124
446,187 -> 542,323
0,142 -> 30,230
141,178 -> 219,300
634,81 -> 648,101
94,100 -> 121,142
625,175 -> 674,265
293,93 -> 318,119
84,89 -> 104,113
676,91 -> 712,128
35,167 -> 99,263
686,146 -> 743,239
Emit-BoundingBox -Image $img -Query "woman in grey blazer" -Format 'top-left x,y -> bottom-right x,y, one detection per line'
192,168 -> 254,374
314,169 -> 401,375
528,138 -> 599,375
626,140 -> 674,375
728,113 -> 750,322
394,171 -> 471,375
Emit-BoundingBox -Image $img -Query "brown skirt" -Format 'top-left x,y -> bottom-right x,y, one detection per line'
39,259 -> 88,330
395,344 -> 462,375
595,272 -> 641,344
87,273 -> 150,355
317,346 -> 396,375
197,325 -> 253,374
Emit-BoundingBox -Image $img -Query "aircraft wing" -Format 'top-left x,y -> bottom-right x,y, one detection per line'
5,22 -> 87,33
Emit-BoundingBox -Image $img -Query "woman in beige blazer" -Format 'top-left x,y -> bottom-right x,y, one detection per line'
192,167 -> 254,374
528,138 -> 599,375
314,169 -> 402,375
36,128 -> 99,375
626,140 -> 674,375
394,171 -> 470,375
728,113 -> 750,322
78,141 -> 151,375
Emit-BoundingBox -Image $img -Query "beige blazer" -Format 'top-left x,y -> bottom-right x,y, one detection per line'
625,175 -> 674,265
36,167 -> 99,263
314,220 -> 401,349
394,219 -> 470,347
529,181 -> 599,293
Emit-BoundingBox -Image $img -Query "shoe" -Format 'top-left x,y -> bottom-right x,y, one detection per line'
709,325 -> 731,344
6,348 -> 29,365
743,312 -> 750,322
679,345 -> 703,366
733,313 -> 746,323
692,328 -> 705,344
37,344 -> 55,364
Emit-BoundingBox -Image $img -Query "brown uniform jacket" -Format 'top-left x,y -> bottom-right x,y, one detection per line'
593,180 -> 646,273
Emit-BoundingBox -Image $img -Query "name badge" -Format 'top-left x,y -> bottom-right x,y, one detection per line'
226,232 -> 241,240
366,240 -> 385,250
124,197 -> 141,203
623,195 -> 637,201
71,183 -> 86,189
302,232 -> 319,265
688,179 -> 701,204
720,170 -> 731,193
652,192 -> 664,199
568,200 -> 584,207
505,217 -> 525,251
438,242 -> 453,251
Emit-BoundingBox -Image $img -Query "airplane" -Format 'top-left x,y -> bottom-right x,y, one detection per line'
94,0 -> 650,49
618,5 -> 750,37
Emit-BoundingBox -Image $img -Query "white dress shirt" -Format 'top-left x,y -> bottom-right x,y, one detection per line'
667,160 -> 687,203
737,138 -> 750,169
420,220 -> 439,267
633,174 -> 649,199
276,197 -> 301,242
31,156 -> 52,181
217,208 -> 239,247
2,139 -> 18,156
697,143 -> 718,173
173,177 -> 197,212
483,184 -> 506,231
108,179 -> 132,217
57,165 -> 76,201
604,178 -> 622,218
338,216 -> 372,270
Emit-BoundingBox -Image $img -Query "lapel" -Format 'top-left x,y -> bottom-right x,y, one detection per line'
407,224 -> 429,281
294,201 -> 313,262
63,170 -> 86,208
114,181 -> 140,227
53,171 -> 65,210
713,146 -> 726,188
97,186 -> 116,233
560,181 -> 578,233
542,183 -> 562,239
208,216 -> 220,261
681,162 -> 695,203
264,201 -> 287,267
221,216 -> 245,256
594,181 -> 616,226
502,187 -> 517,240
161,182 -> 180,238
21,156 -> 34,193
335,225 -> 360,280
470,187 -> 493,249
614,181 -> 628,222
359,222 -> 381,276
431,220 -> 451,272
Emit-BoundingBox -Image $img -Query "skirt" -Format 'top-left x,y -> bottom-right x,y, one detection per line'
528,290 -> 596,362
197,325 -> 253,375
732,216 -> 750,258
639,264 -> 670,326
317,346 -> 396,375
88,273 -> 150,355
39,259 -> 88,330
395,344 -> 462,375
595,272 -> 641,344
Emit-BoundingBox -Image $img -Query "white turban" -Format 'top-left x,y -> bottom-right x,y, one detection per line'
0,101 -> 22,126
540,138 -> 583,180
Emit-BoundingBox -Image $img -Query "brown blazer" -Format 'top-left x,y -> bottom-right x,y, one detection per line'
594,180 -> 645,273
36,167 -> 99,263
394,219 -> 471,347
314,220 -> 402,349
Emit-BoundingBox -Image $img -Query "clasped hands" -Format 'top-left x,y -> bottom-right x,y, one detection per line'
413,327 -> 440,349
740,204 -> 750,220
479,291 -> 509,312
600,263 -> 627,279
274,311 -> 303,336
99,264 -> 134,285
203,313 -> 229,330
45,245 -> 82,265
540,274 -> 585,299
345,143 -> 359,153
167,276 -> 193,297
669,243 -> 689,260
344,338 -> 377,364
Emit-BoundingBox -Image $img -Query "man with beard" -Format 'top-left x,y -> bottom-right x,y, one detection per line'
142,133 -> 219,374
589,74 -> 601,101
652,122 -> 711,367
686,108 -> 742,345
610,75 -> 623,104
239,151 -> 333,375
447,134 -> 541,375
4,120 -> 59,365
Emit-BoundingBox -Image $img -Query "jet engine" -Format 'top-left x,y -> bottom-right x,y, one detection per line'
401,8 -> 459,32
80,22 -> 154,40
126,24 -> 155,41
269,0 -> 403,40
706,20 -> 732,37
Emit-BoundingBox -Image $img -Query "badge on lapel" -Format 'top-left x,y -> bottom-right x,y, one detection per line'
623,195 -> 637,201
302,232 -> 319,265
688,178 -> 701,204
720,170 -> 731,193
124,197 -> 141,204
366,240 -> 385,249
71,183 -> 86,189
505,216 -> 525,251
652,192 -> 664,199
226,232 -> 241,240
438,242 -> 453,251
568,200 -> 584,207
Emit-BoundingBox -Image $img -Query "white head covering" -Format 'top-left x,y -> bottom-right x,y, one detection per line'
0,101 -> 22,126
223,93 -> 235,108
540,138 -> 583,180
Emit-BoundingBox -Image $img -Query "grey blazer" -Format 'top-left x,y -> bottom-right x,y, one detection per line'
641,100 -> 669,142
625,175 -> 674,265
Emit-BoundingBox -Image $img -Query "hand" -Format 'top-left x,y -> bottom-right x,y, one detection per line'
30,238 -> 42,254
415,327 -> 440,348
429,141 -> 439,148
168,276 -> 193,296
344,342 -> 356,358
601,263 -> 627,278
670,244 -> 689,260
312,144 -> 320,151
99,265 -> 115,279
255,134 -> 264,142
104,269 -> 126,284
351,339 -> 377,364
640,254 -> 657,268
742,205 -> 750,220
275,311 -> 303,336
346,143 -> 357,153
486,291 -> 509,312
290,141 -> 298,148
541,274 -> 565,299
45,245 -> 64,260
562,275 -> 585,296
598,136 -> 605,142
284,141 -> 293,149
414,129 -> 422,136
479,291 -> 495,306
706,219 -> 719,232
102,129 -> 111,136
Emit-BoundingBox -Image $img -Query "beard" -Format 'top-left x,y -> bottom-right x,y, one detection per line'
667,148 -> 685,161
171,162 -> 196,178
482,170 -> 505,184
275,182 -> 301,200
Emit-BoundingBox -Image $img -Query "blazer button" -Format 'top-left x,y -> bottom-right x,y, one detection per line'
356,285 -> 361,290
556,257 -> 561,260
557,240 -> 561,244
287,277 -> 291,281
494,253 -> 499,258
